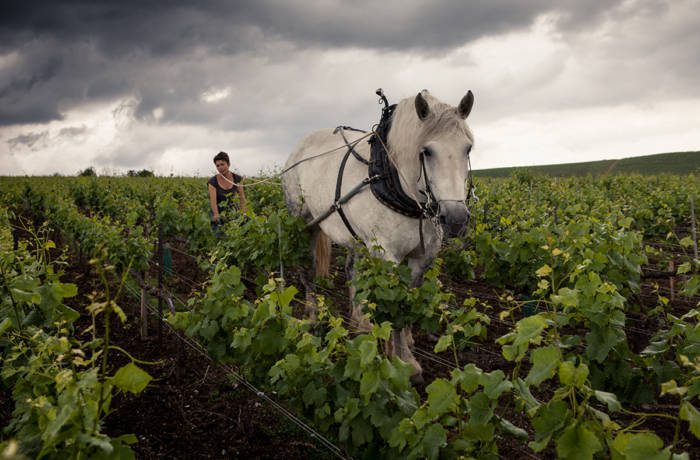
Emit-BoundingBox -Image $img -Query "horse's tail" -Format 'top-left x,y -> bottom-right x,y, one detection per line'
314,230 -> 331,278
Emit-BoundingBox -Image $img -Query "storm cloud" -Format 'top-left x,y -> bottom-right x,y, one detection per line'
1,0 -> 698,175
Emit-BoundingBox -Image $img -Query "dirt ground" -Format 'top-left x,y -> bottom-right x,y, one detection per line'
100,314 -> 339,459
66,248 -> 342,460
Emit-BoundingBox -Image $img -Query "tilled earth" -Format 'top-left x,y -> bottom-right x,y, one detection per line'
100,317 -> 338,459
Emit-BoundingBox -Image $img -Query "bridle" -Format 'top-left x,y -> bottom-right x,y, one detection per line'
416,148 -> 441,219
416,145 -> 476,243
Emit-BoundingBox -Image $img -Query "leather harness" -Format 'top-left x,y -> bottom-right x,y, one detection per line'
368,104 -> 425,218
308,92 -> 440,247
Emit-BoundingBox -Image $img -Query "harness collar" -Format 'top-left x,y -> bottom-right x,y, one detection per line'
368,103 -> 436,219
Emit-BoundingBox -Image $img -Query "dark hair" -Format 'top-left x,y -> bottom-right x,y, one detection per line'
213,151 -> 230,165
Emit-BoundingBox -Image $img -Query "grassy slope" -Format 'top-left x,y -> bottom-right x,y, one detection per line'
473,151 -> 700,178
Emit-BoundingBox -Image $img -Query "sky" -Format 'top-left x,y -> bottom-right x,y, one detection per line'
1,0 -> 699,177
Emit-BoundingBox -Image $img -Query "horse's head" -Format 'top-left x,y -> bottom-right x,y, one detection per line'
389,90 -> 475,238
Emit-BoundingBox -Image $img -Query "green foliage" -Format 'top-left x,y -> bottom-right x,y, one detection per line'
0,244 -> 150,458
433,297 -> 490,354
644,309 -> 700,441
210,210 -> 310,283
439,238 -> 476,281
242,179 -> 286,215
171,263 -> 520,458
171,268 -> 417,454
2,172 -> 698,458
351,247 -> 452,331
476,217 -> 646,295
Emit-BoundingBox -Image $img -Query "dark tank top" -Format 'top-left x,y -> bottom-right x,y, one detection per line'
209,173 -> 242,211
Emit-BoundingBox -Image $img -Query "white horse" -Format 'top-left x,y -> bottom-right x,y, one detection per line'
282,89 -> 475,378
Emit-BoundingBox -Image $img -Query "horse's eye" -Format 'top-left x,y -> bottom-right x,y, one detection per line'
421,147 -> 432,157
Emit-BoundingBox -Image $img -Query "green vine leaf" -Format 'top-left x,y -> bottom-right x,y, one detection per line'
558,361 -> 589,388
360,369 -> 381,402
610,432 -> 671,460
111,363 -> 152,395
593,390 -> 622,413
421,423 -> 447,460
555,422 -> 602,460
526,346 -> 561,386
680,401 -> 700,439
434,334 -> 453,353
426,378 -> 458,419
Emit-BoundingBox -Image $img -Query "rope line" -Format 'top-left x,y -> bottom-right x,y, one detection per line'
235,131 -> 374,190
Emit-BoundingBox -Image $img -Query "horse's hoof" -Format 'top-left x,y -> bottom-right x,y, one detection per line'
410,373 -> 424,385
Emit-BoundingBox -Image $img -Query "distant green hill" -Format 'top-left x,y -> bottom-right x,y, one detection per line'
473,151 -> 700,178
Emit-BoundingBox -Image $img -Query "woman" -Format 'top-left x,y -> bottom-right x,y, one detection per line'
208,151 -> 247,232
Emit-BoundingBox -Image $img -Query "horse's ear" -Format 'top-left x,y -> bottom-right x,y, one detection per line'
458,90 -> 474,119
415,93 -> 430,121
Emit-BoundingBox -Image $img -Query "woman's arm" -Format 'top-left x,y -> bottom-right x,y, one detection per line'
208,183 -> 219,221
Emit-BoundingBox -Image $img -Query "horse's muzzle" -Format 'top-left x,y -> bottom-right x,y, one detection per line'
438,202 -> 469,238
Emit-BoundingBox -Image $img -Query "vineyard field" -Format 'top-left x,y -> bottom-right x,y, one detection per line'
1,171 -> 699,459
474,150 -> 700,177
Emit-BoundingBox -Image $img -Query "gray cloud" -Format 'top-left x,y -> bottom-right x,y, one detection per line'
58,124 -> 87,138
0,0 -> 631,127
2,1 -> 617,54
7,130 -> 48,150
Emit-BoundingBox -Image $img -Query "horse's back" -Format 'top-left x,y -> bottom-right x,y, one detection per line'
284,128 -> 348,165
283,128 -> 368,219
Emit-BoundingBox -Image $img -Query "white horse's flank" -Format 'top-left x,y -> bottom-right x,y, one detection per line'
282,90 -> 475,378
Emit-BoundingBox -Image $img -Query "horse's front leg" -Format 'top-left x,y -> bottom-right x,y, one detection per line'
387,327 -> 423,382
391,251 -> 437,381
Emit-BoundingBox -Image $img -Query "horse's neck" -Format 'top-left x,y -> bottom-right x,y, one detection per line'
387,102 -> 422,200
